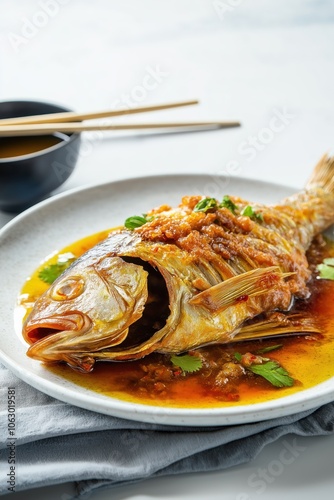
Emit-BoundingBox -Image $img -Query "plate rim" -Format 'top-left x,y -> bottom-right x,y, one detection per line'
1,173 -> 333,427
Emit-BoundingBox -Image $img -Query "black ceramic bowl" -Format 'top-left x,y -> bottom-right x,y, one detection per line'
0,100 -> 81,212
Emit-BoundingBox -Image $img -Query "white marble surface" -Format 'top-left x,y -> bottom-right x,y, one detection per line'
1,0 -> 334,498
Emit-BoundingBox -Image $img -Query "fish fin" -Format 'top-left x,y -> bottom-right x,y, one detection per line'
233,312 -> 320,342
306,154 -> 334,194
189,266 -> 292,312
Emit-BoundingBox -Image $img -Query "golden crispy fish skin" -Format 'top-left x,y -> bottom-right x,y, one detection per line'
23,154 -> 334,371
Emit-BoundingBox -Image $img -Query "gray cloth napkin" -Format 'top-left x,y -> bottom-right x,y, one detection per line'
1,362 -> 334,498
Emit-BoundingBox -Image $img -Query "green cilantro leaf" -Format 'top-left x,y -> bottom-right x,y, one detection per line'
170,354 -> 203,373
38,253 -> 76,285
234,352 -> 242,362
249,361 -> 294,388
241,205 -> 264,222
234,351 -> 293,388
256,344 -> 283,354
219,195 -> 238,214
38,264 -> 68,285
317,258 -> 334,280
194,198 -> 218,213
124,215 -> 153,230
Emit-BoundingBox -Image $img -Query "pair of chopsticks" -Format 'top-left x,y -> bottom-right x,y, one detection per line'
0,100 -> 240,136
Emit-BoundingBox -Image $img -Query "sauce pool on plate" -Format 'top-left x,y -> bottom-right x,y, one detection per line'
16,230 -> 334,409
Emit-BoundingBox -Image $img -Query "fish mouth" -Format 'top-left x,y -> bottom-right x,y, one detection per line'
23,312 -> 91,345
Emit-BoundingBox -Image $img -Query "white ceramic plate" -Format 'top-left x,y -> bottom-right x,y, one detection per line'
1,174 -> 334,426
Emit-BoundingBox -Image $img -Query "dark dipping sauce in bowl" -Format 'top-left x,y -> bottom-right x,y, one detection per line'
0,100 -> 81,213
0,134 -> 68,159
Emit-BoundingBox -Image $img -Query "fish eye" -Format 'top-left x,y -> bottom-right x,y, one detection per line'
51,276 -> 85,301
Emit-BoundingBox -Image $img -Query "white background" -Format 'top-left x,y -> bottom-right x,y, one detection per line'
1,0 -> 334,498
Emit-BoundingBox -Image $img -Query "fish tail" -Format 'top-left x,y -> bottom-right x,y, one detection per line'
306,154 -> 334,194
279,153 -> 334,250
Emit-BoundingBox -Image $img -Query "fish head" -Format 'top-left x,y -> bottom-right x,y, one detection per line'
23,254 -> 148,370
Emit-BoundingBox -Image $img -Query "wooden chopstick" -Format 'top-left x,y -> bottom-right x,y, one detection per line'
0,121 -> 241,136
0,100 -> 198,126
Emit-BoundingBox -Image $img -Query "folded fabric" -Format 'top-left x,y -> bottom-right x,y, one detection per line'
1,362 -> 334,499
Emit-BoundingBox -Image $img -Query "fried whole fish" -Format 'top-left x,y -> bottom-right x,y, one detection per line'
23,155 -> 334,371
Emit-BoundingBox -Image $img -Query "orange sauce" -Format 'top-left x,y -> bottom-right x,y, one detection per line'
17,230 -> 334,408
